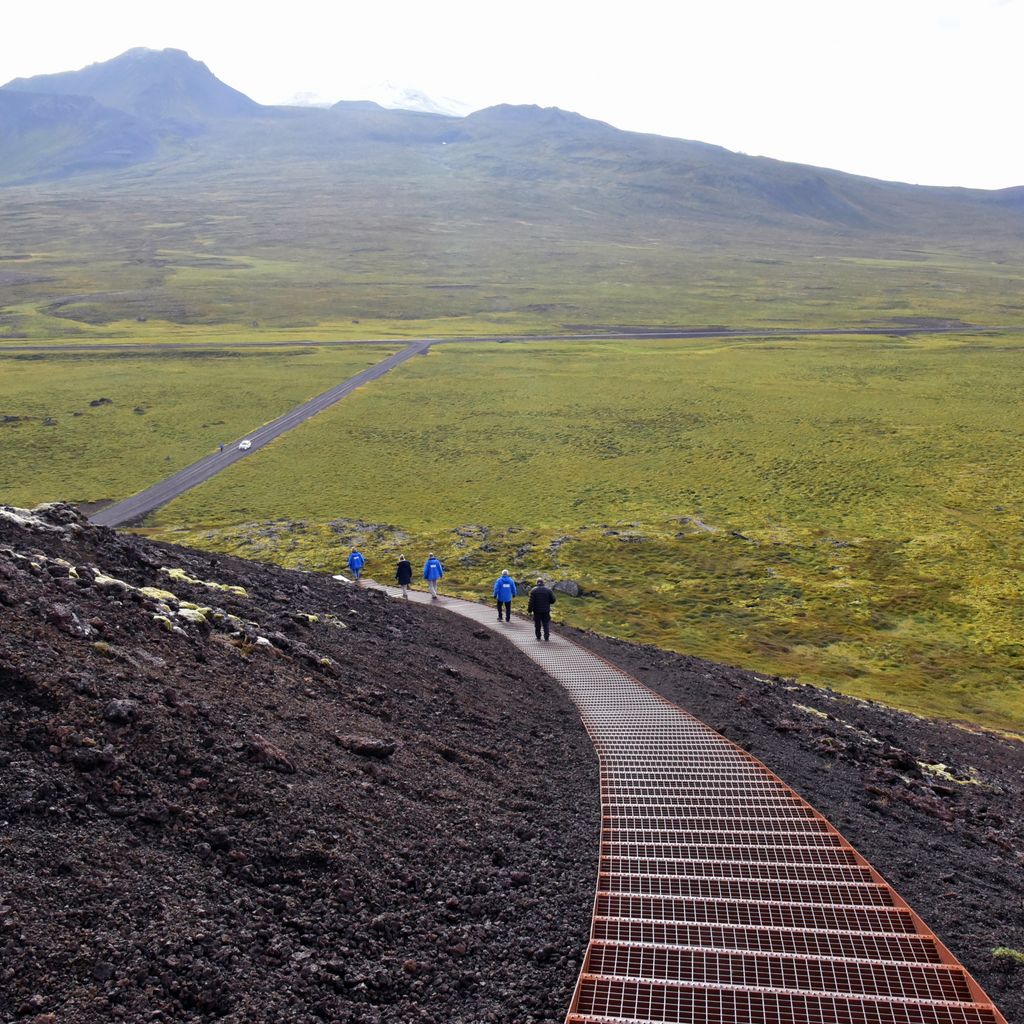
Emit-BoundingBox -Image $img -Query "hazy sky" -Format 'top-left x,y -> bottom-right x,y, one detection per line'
3,0 -> 1021,189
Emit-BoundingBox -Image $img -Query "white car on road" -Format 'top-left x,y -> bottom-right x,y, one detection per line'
238,439 -> 252,450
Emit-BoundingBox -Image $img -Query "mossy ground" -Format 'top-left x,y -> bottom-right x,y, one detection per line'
3,199 -> 1024,343
6,146 -> 1024,738
135,334 -> 1024,735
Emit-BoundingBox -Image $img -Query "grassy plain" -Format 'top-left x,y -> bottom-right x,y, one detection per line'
0,344 -> 400,505
4,169 -> 1024,345
142,334 -> 1024,735
3,244 -> 1023,345
5,116 -> 1024,736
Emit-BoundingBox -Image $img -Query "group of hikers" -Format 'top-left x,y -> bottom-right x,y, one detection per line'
345,549 -> 557,641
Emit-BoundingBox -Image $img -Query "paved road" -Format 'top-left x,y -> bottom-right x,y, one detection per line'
89,341 -> 431,527
2,321 -> 1015,355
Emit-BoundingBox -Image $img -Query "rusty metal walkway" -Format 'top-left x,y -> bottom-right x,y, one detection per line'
363,582 -> 1007,1024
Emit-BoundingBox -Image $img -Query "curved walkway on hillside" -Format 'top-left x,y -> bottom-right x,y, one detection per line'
365,581 -> 1007,1024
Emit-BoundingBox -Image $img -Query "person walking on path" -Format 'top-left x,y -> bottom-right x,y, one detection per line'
423,552 -> 444,599
527,577 -> 556,641
347,548 -> 365,582
493,570 -> 517,621
395,554 -> 413,598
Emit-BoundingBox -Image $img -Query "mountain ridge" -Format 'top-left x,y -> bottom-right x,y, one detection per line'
2,47 -> 1020,201
0,90 -> 161,180
2,47 -> 259,124
2,46 -> 1024,339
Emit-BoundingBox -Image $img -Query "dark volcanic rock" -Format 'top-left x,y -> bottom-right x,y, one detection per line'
102,698 -> 137,723
246,732 -> 297,773
335,734 -> 398,759
0,504 -> 597,1024
4,501 -> 1018,1021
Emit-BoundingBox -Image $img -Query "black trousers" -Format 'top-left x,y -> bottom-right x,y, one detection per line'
533,612 -> 551,639
496,600 -> 511,620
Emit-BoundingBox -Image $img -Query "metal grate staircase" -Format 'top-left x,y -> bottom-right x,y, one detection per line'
362,583 -> 1007,1024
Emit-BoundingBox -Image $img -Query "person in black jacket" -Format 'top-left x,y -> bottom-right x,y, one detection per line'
395,555 -> 413,599
527,578 -> 556,641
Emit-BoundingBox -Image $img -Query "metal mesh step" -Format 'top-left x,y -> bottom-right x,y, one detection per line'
583,943 -> 974,1002
569,977 -> 999,1024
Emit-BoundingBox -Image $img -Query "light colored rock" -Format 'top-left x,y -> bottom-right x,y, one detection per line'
552,580 -> 582,597
93,572 -> 130,593
162,566 -> 247,596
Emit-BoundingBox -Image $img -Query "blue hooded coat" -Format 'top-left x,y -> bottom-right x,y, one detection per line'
423,557 -> 444,581
347,550 -> 365,572
493,574 -> 517,602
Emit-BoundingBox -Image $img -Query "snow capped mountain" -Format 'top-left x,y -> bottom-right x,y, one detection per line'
367,83 -> 473,117
279,83 -> 472,117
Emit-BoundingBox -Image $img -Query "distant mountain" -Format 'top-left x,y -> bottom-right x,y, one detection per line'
988,185 -> 1024,209
364,83 -> 472,118
2,47 -> 259,125
461,103 -> 619,135
0,90 -> 159,181
0,47 -> 1021,248
281,91 -> 334,109
278,86 -> 471,116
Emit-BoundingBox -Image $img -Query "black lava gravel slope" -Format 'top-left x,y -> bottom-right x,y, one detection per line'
0,505 -> 598,1024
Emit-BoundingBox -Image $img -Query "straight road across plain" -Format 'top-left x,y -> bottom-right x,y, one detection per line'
4,321 -> 1014,355
89,340 -> 431,527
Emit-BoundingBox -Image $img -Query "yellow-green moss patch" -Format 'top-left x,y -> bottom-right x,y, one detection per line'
918,762 -> 983,786
162,567 -> 248,597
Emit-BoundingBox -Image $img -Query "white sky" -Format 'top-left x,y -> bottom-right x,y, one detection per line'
3,0 -> 1021,189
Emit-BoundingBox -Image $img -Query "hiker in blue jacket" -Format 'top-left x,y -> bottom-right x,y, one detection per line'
423,552 -> 444,599
493,570 -> 517,622
347,548 -> 365,581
